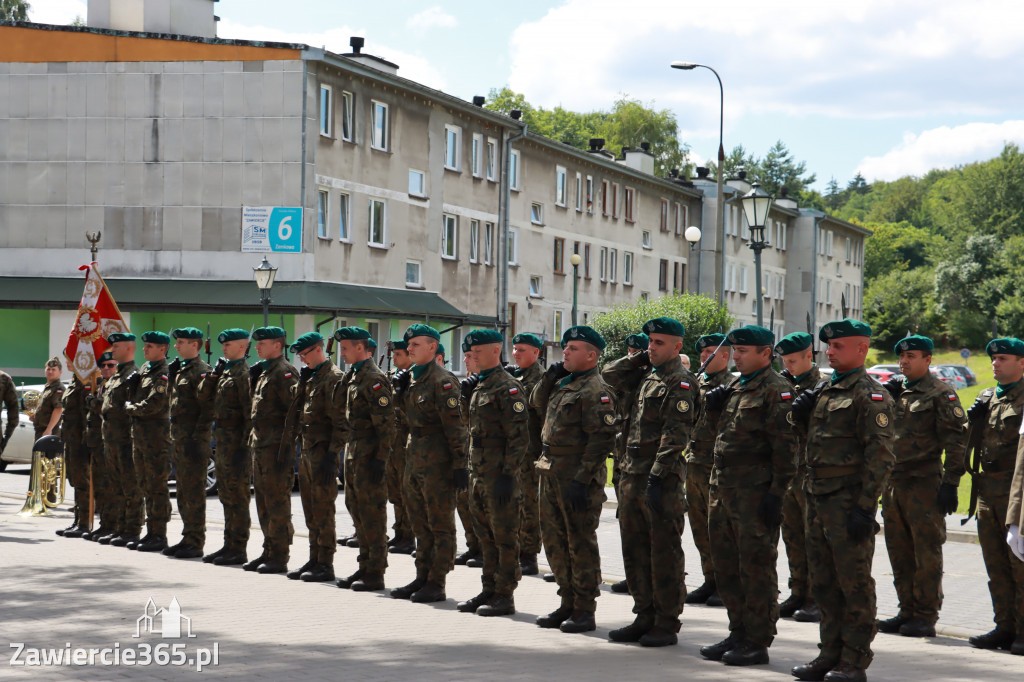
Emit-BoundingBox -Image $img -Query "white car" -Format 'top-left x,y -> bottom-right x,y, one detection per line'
0,384 -> 48,471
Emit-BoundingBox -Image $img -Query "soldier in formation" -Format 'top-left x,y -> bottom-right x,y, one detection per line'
508,332 -> 545,577
57,372 -> 89,537
386,339 -> 415,555
99,332 -> 143,547
82,352 -> 117,541
32,357 -> 64,441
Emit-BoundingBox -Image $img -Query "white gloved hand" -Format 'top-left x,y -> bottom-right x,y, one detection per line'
1008,525 -> 1024,562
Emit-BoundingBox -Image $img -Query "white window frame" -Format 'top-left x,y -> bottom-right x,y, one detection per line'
575,172 -> 583,211
660,197 -> 669,231
778,222 -> 787,250
484,222 -> 494,266
507,227 -> 519,265
612,183 -> 620,218
827,230 -> 834,257
529,276 -> 542,298
585,175 -> 594,214
845,237 -> 852,262
509,150 -> 521,191
555,166 -> 567,207
319,84 -> 332,138
825,279 -> 832,305
338,192 -> 351,242
405,260 -> 423,288
623,252 -> 634,286
368,198 -> 387,247
445,125 -> 462,171
370,100 -> 389,151
471,133 -> 483,177
317,188 -> 330,238
441,214 -> 458,260
624,187 -> 636,222
531,203 -> 544,225
553,309 -> 564,338
599,247 -> 608,281
739,265 -> 748,294
642,230 -> 652,250
340,91 -> 353,142
408,169 -> 426,197
609,249 -> 618,283
486,138 -> 497,181
469,219 -> 480,264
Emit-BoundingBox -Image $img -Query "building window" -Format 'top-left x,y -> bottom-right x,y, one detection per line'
673,262 -> 681,292
441,214 -> 458,260
601,180 -> 610,216
319,84 -> 332,137
405,260 -> 423,288
445,125 -> 462,171
553,310 -> 564,339
624,252 -> 634,286
508,227 -> 519,265
486,138 -> 497,181
583,244 -> 592,279
586,175 -> 594,214
409,169 -> 426,197
642,230 -> 652,250
531,203 -> 544,225
510,150 -> 521,190
338,192 -> 350,241
368,199 -> 386,247
640,291 -> 650,301
611,183 -> 620,218
599,247 -> 608,281
471,133 -> 483,177
624,187 -> 635,222
371,100 -> 389,151
556,166 -> 567,207
660,198 -> 669,231
575,173 -> 583,211
674,202 -> 685,236
739,265 -> 749,294
845,237 -> 852,262
826,279 -> 832,304
658,259 -> 669,291
553,237 -> 565,274
529,276 -> 542,297
340,91 -> 353,141
609,249 -> 618,283
827,230 -> 834,257
507,302 -> 517,338
777,222 -> 787,250
469,219 -> 480,264
484,222 -> 494,265
317,189 -> 330,238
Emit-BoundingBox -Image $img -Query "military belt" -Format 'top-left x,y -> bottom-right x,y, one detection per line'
713,452 -> 768,468
981,458 -> 1015,474
410,424 -> 444,437
626,443 -> 659,457
806,463 -> 861,480
471,436 -> 505,448
541,443 -> 576,456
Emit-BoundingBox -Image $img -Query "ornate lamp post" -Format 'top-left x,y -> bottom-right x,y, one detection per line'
740,183 -> 774,327
570,253 -> 582,325
253,256 -> 278,326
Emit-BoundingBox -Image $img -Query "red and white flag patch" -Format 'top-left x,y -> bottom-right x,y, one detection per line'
509,387 -> 519,395
947,394 -> 957,401
680,381 -> 691,389
781,391 -> 792,400
443,381 -> 453,390
870,393 -> 885,401
600,395 -> 610,404
160,375 -> 168,381
284,372 -> 293,378
372,382 -> 382,391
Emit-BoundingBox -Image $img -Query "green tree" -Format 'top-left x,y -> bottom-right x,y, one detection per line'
589,293 -> 733,369
711,144 -> 757,179
1,0 -> 30,21
861,221 -> 945,282
863,268 -> 939,351
865,176 -> 929,226
825,176 -> 843,211
846,172 -> 869,195
757,140 -> 816,199
994,235 -> 1024,335
934,234 -> 1007,346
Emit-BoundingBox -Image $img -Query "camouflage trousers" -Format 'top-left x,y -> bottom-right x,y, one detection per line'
806,487 -> 878,669
105,437 -> 143,535
620,472 -> 687,631
685,461 -> 714,583
519,453 -> 541,555
64,440 -> 91,527
709,483 -> 780,646
345,447 -> 389,575
132,422 -> 171,536
881,473 -> 945,623
404,453 -> 456,585
213,431 -> 251,553
253,444 -> 294,563
471,473 -> 523,595
88,440 -> 117,530
782,468 -> 809,596
298,443 -> 339,565
171,430 -> 211,549
539,473 -> 605,612
976,472 -> 1024,632
387,440 -> 413,542
457,486 -> 480,554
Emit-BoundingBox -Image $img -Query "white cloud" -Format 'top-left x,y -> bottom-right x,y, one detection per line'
29,0 -> 87,25
856,121 -> 1024,181
405,6 -> 457,31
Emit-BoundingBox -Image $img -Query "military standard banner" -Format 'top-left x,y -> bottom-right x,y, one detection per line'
63,263 -> 129,384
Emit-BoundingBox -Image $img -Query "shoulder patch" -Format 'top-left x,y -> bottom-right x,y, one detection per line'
781,391 -> 793,400
509,387 -> 519,395
446,396 -> 459,408
947,394 -> 957,401
603,413 -> 615,425
378,396 -> 390,407
156,385 -> 166,394
600,395 -> 610,404
676,399 -> 691,413
870,393 -> 885,401
160,375 -> 168,381
680,381 -> 691,389
953,406 -> 965,419
200,373 -> 207,378
513,400 -> 526,413
284,372 -> 293,378
876,412 -> 890,428
372,382 -> 382,391
442,381 -> 453,390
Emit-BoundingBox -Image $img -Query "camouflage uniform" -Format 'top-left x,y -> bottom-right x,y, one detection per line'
402,360 -> 468,587
975,382 -> 1024,635
170,358 -> 214,549
62,377 -> 90,528
531,367 -> 618,613
387,368 -> 413,544
86,377 -> 116,530
102,362 -> 143,536
33,378 -> 64,441
511,362 -> 545,558
284,361 -> 345,566
127,359 -> 172,537
1012,430 -> 1024,534
0,371 -> 17,450
685,368 -> 729,588
781,366 -> 823,603
209,359 -> 252,553
708,368 -> 797,647
603,353 -> 699,633
801,367 -> 895,670
883,371 -> 967,626
251,356 -> 299,563
468,366 -> 530,595
456,424 -> 482,558
338,358 -> 395,575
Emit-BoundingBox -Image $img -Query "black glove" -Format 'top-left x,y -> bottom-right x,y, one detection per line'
566,480 -> 588,513
126,371 -> 142,396
249,362 -> 265,388
213,357 -> 227,376
368,458 -> 386,485
611,466 -> 620,490
644,475 -> 664,514
167,357 -> 182,383
318,453 -> 339,484
453,467 -> 470,492
882,376 -> 903,399
185,438 -> 201,459
631,350 -> 652,368
299,366 -> 316,381
544,361 -> 570,382
0,434 -> 8,454
780,368 -> 795,384
847,507 -> 877,541
460,375 -> 480,399
937,483 -> 959,515
704,385 -> 734,412
232,444 -> 249,468
966,394 -> 989,423
392,368 -> 412,396
790,388 -> 820,426
758,492 -> 784,527
503,363 -> 518,374
494,473 -> 515,507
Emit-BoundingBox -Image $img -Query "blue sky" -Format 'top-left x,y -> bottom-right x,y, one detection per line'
33,1 -> 1024,191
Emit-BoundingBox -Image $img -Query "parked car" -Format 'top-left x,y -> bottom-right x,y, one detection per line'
867,368 -> 901,383
930,365 -> 967,391
941,364 -> 978,387
868,364 -> 901,375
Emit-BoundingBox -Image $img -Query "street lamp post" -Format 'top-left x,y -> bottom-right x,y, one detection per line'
570,252 -> 582,326
684,225 -> 704,295
739,183 -> 774,327
670,61 -> 725,306
253,256 -> 278,326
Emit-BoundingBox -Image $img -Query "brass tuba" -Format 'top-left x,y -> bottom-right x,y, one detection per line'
21,389 -> 41,418
17,435 -> 66,517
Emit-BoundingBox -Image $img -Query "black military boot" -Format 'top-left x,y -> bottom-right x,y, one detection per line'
301,563 -> 335,582
823,662 -> 867,682
162,541 -> 185,557
63,525 -> 88,539
793,600 -> 821,622
56,521 -> 76,537
610,579 -> 629,594
700,634 -> 738,661
336,568 -> 364,589
454,550 -> 475,565
126,533 -> 148,550
287,559 -> 316,580
256,559 -> 288,574
388,538 -> 415,555
792,655 -> 840,681
111,534 -> 139,548
1011,636 -> 1024,655
477,594 -> 515,617
465,553 -> 484,568
391,577 -> 426,600
559,610 -> 596,633
536,602 -> 573,628
136,535 -> 167,553
410,581 -> 446,603
174,545 -> 203,559
722,640 -> 769,665
969,626 -> 1015,650
779,592 -> 805,618
243,554 -> 268,572
898,618 -> 936,638
705,590 -> 724,607
214,550 -> 247,566
96,530 -> 120,544
877,614 -> 909,633
542,572 -> 556,583
639,626 -> 678,647
609,616 -> 653,643
346,536 -> 360,548
83,526 -> 109,541
520,553 -> 539,576
350,573 -> 386,592
457,591 -> 495,613
685,580 -> 716,604
203,546 -> 227,563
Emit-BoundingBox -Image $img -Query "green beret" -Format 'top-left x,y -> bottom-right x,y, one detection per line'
368,338 -> 377,350
461,339 -> 471,353
436,343 -> 446,358
106,332 -> 136,344
390,340 -> 408,351
775,332 -> 813,356
218,328 -> 250,343
986,337 -> 1024,357
625,333 -> 649,350
512,333 -> 543,349
465,329 -> 504,347
894,335 -> 934,354
171,327 -> 203,340
98,351 -> 113,363
642,317 -> 685,338
141,331 -> 171,345
333,326 -> 371,342
252,326 -> 286,341
727,325 -> 775,347
695,333 -> 728,352
404,323 -> 440,342
819,318 -> 871,342
290,332 -> 324,353
560,325 -> 606,351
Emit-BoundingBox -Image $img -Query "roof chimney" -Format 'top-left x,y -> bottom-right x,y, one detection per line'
776,186 -> 799,209
621,145 -> 655,175
640,141 -> 651,152
349,36 -> 365,54
588,138 -> 605,152
342,37 -> 399,75
510,109 -> 522,120
472,96 -> 486,107
696,166 -> 710,179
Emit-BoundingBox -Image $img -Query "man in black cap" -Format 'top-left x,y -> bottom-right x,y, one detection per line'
0,366 -> 17,463
99,332 -> 143,547
509,332 -> 545,576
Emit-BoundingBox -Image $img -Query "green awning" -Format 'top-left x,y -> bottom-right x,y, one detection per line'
0,277 -> 497,325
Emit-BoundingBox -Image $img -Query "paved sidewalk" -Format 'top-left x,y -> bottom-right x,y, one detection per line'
1,490 -> 1019,680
